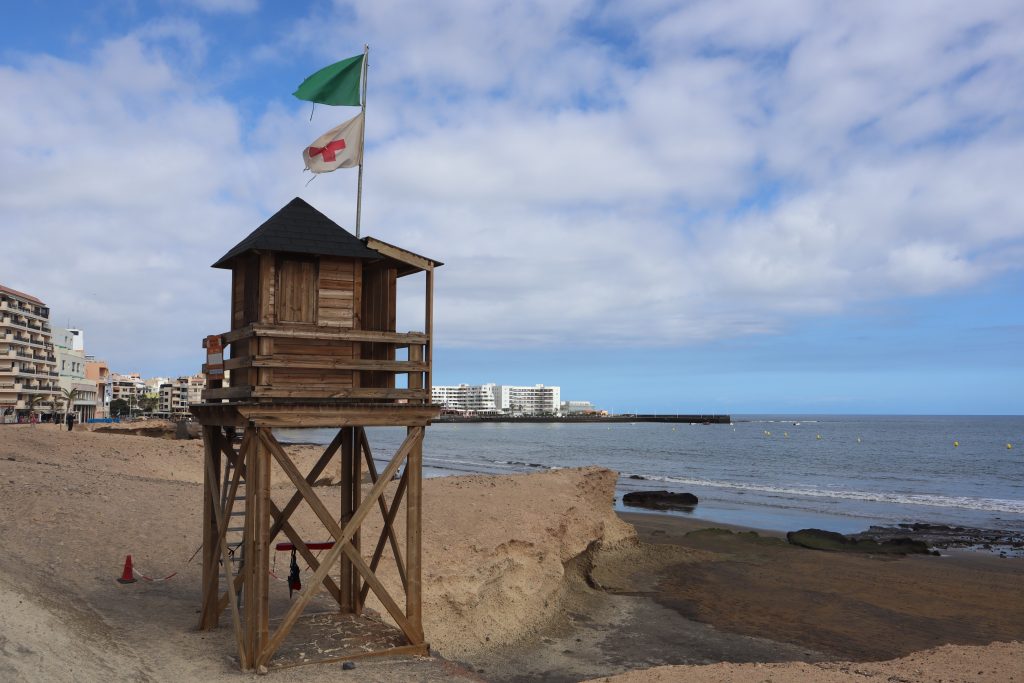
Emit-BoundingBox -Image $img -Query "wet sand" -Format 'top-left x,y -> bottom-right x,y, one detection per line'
468,512 -> 1024,681
621,511 -> 1024,661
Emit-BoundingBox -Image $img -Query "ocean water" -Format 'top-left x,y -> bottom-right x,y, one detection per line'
277,415 -> 1024,535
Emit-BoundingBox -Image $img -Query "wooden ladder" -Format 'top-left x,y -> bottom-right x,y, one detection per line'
221,442 -> 246,608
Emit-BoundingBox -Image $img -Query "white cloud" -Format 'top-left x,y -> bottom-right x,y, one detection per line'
1,2 -> 1023,375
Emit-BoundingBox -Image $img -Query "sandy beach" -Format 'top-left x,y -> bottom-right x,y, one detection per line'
0,424 -> 1021,682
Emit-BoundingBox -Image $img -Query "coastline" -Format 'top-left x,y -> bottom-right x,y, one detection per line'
1,426 -> 1021,682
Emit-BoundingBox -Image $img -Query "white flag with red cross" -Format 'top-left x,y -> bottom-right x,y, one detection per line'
302,112 -> 363,173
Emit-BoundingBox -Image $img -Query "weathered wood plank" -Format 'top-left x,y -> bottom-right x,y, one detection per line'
228,357 -> 428,372
221,325 -> 427,344
268,643 -> 429,671
199,426 -> 222,630
364,237 -> 436,272
425,268 -> 434,396
340,427 -> 354,613
203,427 -> 248,669
253,428 -> 272,655
202,386 -> 254,400
406,427 -> 423,643
247,388 -> 430,400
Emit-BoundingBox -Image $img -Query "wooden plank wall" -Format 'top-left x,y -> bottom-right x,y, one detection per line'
318,258 -> 358,329
228,254 -> 264,388
260,256 -> 360,392
359,263 -> 397,389
226,254 -> 412,397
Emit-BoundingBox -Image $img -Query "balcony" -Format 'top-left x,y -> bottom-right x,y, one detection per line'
0,301 -> 50,322
21,385 -> 58,394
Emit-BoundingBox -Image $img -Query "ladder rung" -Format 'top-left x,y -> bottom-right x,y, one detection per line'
227,526 -> 245,532
229,511 -> 245,516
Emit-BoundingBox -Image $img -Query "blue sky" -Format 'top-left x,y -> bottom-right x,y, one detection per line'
1,1 -> 1022,414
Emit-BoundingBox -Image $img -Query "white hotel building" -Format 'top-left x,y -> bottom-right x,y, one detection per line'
431,383 -> 561,416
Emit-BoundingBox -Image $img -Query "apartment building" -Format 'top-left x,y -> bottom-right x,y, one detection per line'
159,373 -> 207,418
494,384 -> 561,415
85,357 -> 112,418
431,384 -> 499,414
431,383 -> 561,415
110,372 -> 146,414
53,326 -> 98,421
0,284 -> 59,422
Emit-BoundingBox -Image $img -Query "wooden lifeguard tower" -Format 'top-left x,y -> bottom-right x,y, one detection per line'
191,197 -> 441,671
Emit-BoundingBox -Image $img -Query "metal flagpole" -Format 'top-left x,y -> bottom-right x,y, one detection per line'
355,44 -> 369,237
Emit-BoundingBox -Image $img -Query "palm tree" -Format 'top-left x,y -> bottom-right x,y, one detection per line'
25,394 -> 46,425
60,387 -> 80,425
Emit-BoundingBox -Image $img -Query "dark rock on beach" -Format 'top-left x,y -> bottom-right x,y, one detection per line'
622,490 -> 698,510
852,523 -> 1024,558
787,528 -> 933,555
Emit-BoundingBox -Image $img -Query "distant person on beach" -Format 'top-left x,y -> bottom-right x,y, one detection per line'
65,412 -> 75,432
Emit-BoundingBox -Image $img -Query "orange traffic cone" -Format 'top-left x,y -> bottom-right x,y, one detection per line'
117,555 -> 138,584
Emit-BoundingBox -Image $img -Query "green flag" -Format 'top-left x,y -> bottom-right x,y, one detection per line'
293,54 -> 364,106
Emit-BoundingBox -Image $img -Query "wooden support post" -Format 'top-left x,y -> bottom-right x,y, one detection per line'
199,426 -> 222,630
406,425 -> 424,643
252,427 -> 271,660
242,426 -> 258,664
203,426 -> 248,669
351,427 -> 363,613
339,426 -> 355,612
408,345 -> 423,395
424,268 -> 433,402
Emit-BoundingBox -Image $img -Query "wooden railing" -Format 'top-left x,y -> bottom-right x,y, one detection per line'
202,325 -> 432,403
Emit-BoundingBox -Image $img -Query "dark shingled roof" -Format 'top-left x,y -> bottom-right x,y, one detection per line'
212,197 -> 381,268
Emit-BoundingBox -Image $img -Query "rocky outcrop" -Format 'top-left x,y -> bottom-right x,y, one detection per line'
787,528 -> 933,555
622,490 -> 699,510
367,467 -> 636,660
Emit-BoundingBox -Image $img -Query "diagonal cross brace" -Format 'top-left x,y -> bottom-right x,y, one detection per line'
267,428 -> 346,544
256,427 -> 422,668
268,501 -> 343,603
361,468 -> 408,604
359,428 -> 408,591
